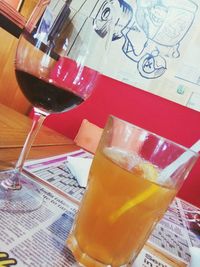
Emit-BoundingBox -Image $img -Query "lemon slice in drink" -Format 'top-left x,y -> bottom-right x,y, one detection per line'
137,162 -> 159,182
109,162 -> 159,223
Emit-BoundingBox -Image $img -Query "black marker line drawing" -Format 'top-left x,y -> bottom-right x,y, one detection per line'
33,0 -> 198,80
94,0 -> 198,79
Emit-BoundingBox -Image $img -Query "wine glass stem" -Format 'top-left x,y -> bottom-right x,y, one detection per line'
15,110 -> 46,171
2,109 -> 47,190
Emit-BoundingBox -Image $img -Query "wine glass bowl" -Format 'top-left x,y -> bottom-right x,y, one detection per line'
15,11 -> 105,114
0,1 -> 114,212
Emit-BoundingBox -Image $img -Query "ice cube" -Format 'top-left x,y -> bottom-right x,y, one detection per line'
135,162 -> 159,182
103,146 -> 141,170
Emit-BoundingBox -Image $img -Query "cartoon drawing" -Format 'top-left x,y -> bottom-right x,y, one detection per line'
93,0 -> 198,79
0,252 -> 17,267
93,0 -> 133,40
32,0 -> 198,80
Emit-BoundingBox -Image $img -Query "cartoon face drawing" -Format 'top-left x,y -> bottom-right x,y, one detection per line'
93,0 -> 133,40
136,0 -> 198,46
94,0 -> 198,79
93,0 -> 114,38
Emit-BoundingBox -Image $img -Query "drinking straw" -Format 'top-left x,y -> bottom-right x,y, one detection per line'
157,140 -> 200,183
110,140 -> 200,223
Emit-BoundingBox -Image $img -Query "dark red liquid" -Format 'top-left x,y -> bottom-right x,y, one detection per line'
15,70 -> 84,113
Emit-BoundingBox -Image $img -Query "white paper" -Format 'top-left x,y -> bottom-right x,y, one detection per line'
67,156 -> 92,187
189,247 -> 200,267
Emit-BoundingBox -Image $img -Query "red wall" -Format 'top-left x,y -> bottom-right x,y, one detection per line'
44,74 -> 200,207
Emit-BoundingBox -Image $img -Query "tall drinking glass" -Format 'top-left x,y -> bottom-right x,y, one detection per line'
67,115 -> 198,267
0,0 -> 114,212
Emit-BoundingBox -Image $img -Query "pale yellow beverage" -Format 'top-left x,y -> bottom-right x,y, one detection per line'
67,116 -> 198,267
67,147 -> 176,267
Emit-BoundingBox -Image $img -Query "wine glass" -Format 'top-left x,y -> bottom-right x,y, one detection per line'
0,0 -> 114,212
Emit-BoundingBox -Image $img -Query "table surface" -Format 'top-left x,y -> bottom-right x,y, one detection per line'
0,103 -> 198,267
0,103 -> 79,169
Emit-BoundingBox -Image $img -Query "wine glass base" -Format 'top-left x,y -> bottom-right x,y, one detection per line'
0,170 -> 43,213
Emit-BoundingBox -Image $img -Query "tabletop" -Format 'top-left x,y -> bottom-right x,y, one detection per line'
0,103 -> 199,267
0,103 -> 78,169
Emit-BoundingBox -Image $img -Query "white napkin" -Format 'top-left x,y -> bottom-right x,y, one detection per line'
67,156 -> 93,187
189,247 -> 200,267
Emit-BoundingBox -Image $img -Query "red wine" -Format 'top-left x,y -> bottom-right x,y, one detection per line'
15,70 -> 84,113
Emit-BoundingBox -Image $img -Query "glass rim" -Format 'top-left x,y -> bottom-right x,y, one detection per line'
109,114 -> 199,158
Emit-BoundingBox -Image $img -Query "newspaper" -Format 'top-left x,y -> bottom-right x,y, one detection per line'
0,182 -> 78,267
24,149 -> 92,203
0,149 -> 199,267
147,198 -> 200,265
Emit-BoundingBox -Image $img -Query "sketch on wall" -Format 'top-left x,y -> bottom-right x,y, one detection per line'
86,0 -> 200,112
35,0 -> 200,111
93,0 -> 198,80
